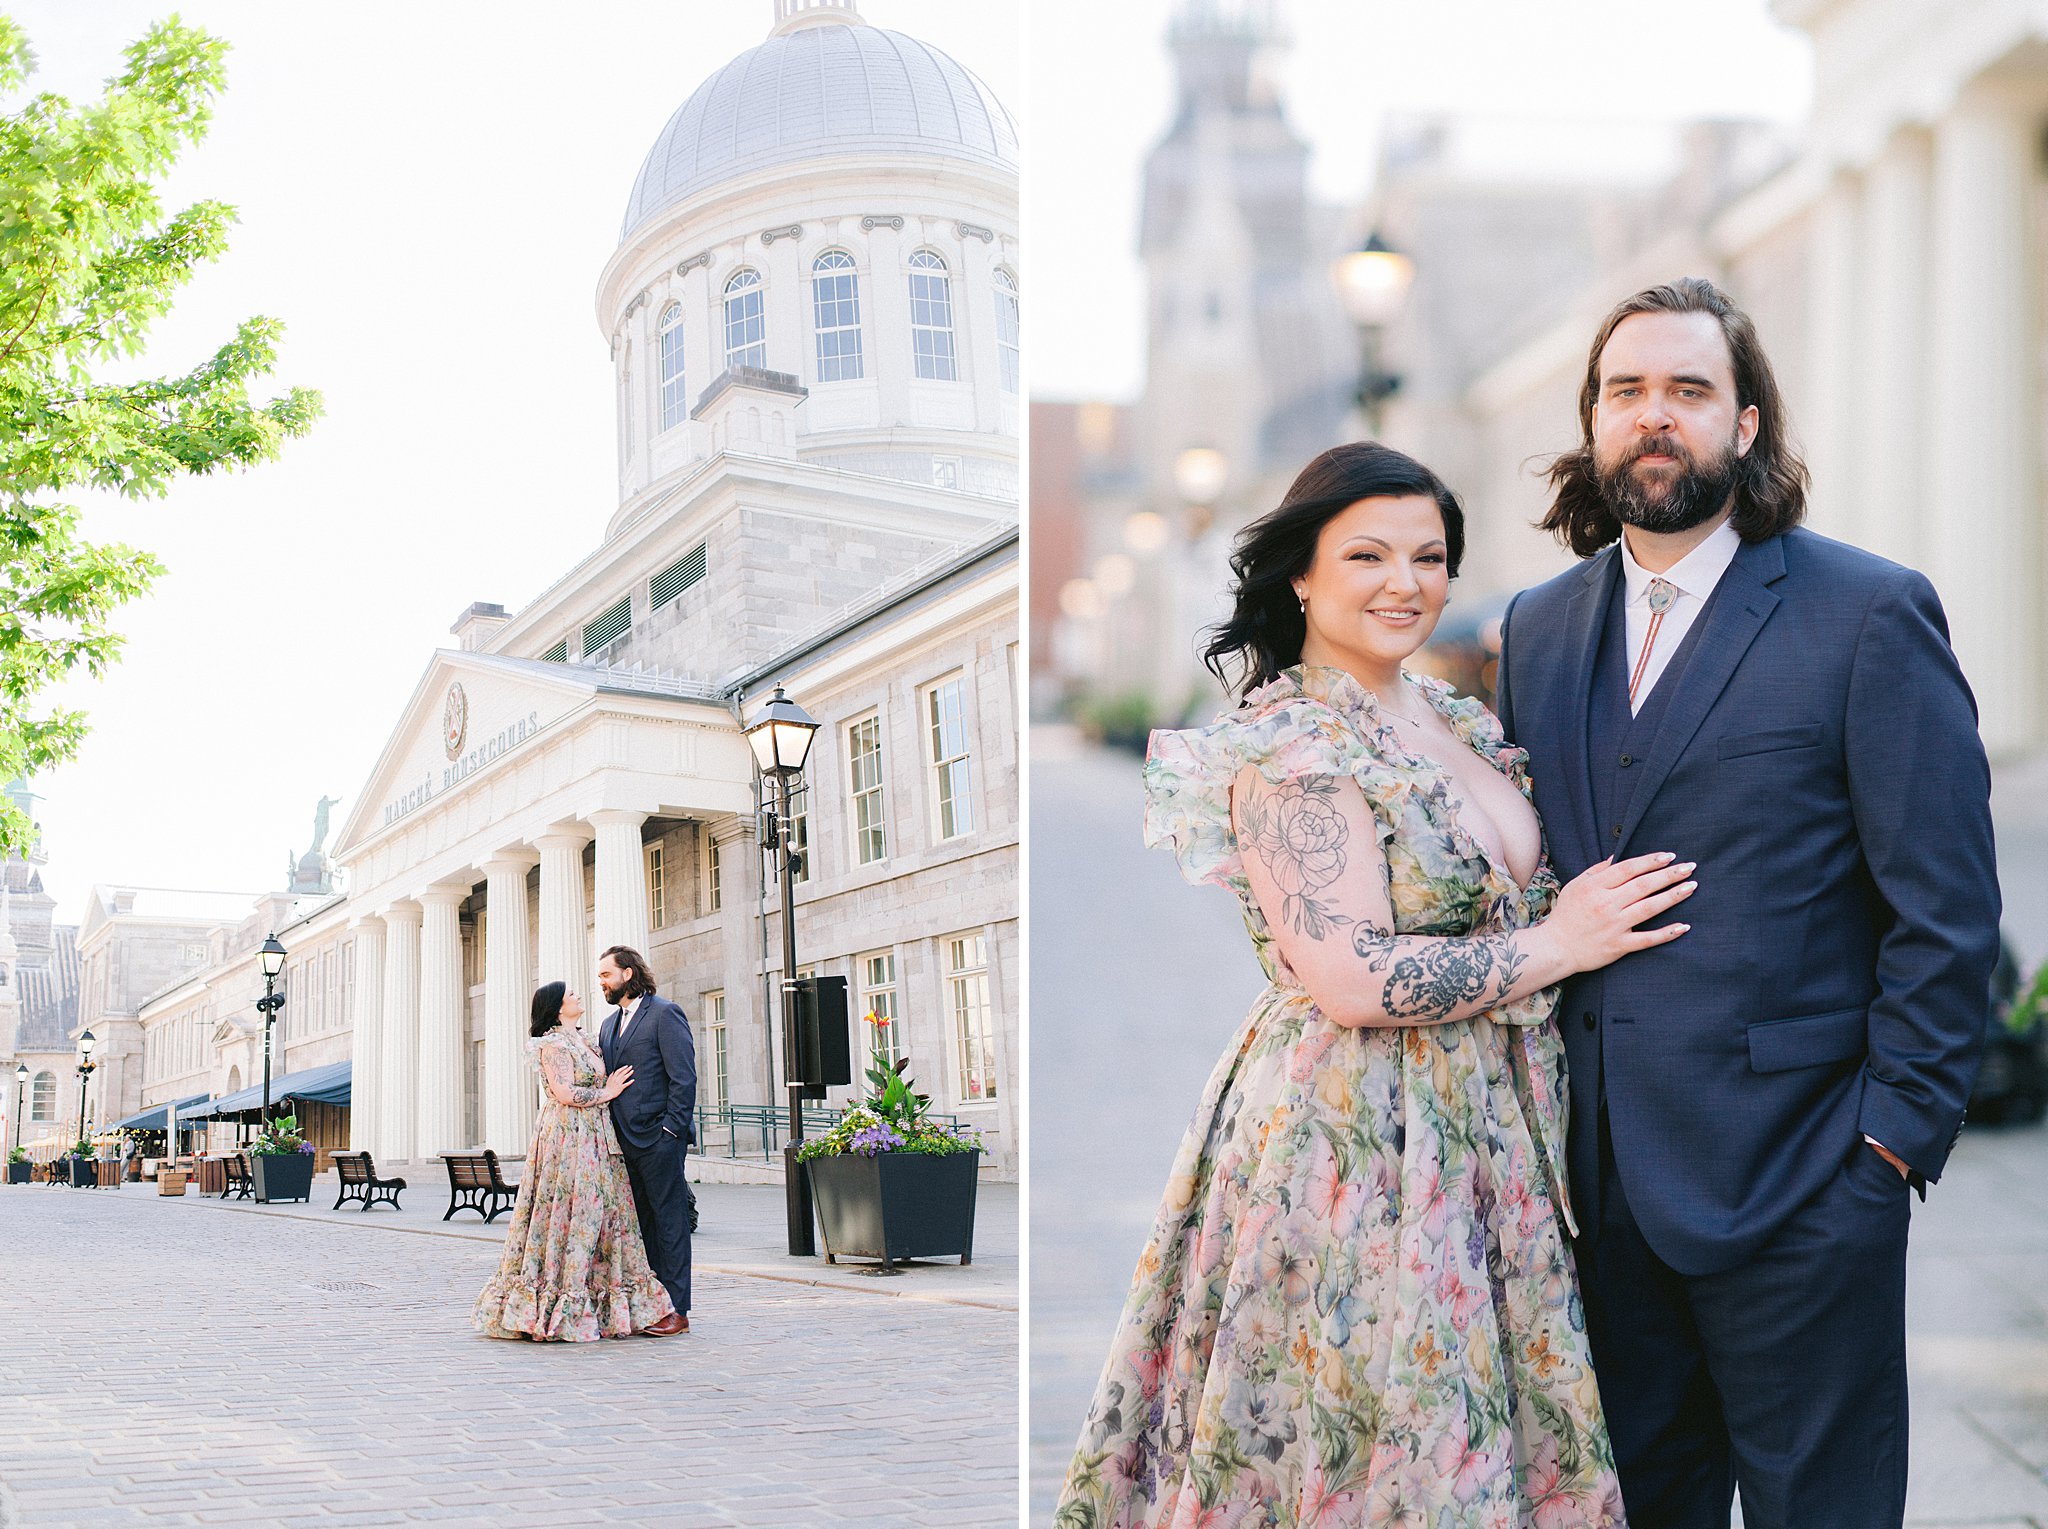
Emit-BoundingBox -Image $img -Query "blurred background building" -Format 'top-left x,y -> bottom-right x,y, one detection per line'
1035,0 -> 2048,768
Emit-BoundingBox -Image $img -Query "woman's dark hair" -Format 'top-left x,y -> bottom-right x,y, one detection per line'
1201,440 -> 1466,699
1540,276 -> 1808,557
530,980 -> 567,1038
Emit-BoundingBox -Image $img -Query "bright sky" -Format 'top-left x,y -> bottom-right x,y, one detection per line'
4,0 -> 1020,922
1030,0 -> 1814,401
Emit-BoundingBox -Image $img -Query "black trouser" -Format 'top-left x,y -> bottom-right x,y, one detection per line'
1573,1110 -> 1910,1529
622,1135 -> 692,1315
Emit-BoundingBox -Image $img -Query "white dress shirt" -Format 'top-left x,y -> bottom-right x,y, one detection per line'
1618,517 -> 1743,714
615,993 -> 643,1039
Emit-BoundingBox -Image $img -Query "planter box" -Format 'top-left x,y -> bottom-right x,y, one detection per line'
67,1157 -> 96,1188
5,1161 -> 30,1185
808,1149 -> 979,1269
252,1153 -> 314,1204
157,1169 -> 188,1196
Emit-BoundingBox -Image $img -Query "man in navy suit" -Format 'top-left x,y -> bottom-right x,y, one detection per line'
1495,278 -> 1999,1528
597,943 -> 695,1335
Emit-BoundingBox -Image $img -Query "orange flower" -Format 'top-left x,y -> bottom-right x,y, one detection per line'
862,1009 -> 890,1030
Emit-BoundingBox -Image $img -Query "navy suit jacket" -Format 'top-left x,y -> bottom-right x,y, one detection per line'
599,993 -> 697,1153
1497,528 -> 1998,1275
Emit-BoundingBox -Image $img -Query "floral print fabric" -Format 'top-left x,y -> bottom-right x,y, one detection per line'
1055,666 -> 1623,1528
473,1027 -> 676,1342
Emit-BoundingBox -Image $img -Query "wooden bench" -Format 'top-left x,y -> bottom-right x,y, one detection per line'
332,1151 -> 405,1212
221,1153 -> 254,1201
443,1151 -> 519,1222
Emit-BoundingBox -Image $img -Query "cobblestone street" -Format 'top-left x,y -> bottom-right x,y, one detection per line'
0,1183 -> 1017,1527
1031,728 -> 2048,1526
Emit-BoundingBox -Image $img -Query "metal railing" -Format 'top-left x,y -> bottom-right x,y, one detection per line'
691,1101 -> 967,1161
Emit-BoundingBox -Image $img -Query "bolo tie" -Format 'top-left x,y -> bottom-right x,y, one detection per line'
1627,577 -> 1680,707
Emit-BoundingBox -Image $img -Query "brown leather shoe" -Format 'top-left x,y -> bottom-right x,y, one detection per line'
639,1312 -> 689,1336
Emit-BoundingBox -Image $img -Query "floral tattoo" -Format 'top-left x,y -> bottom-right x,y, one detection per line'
1238,775 -> 1353,940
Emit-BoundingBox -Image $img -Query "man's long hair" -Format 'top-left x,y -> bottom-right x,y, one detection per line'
600,945 -> 657,1001
1540,277 -> 1809,557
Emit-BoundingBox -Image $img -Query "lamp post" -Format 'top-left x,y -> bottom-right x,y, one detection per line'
13,1061 -> 26,1158
744,685 -> 821,1257
256,934 -> 287,1124
74,1029 -> 96,1142
1332,230 -> 1416,437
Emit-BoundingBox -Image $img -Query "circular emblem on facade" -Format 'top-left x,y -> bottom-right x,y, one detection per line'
443,683 -> 469,760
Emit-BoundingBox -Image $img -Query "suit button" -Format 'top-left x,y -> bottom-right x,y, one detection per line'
1619,753 -> 1634,767
1581,1012 -> 1596,1032
1611,826 -> 1622,839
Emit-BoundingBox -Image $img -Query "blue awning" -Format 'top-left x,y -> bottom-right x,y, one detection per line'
184,1061 -> 351,1120
110,1094 -> 210,1132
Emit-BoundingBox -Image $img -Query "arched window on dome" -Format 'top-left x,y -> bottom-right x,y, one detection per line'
907,251 -> 958,382
994,268 -> 1021,395
658,302 -> 687,431
811,251 -> 864,383
29,1070 -> 53,1122
724,269 -> 767,372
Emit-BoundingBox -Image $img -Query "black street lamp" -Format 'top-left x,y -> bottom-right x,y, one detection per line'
256,934 -> 287,1124
13,1061 -> 26,1158
74,1029 -> 96,1141
745,684 -> 821,1257
1331,230 -> 1416,437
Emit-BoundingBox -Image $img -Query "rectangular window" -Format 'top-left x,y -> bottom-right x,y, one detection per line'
30,1071 -> 53,1121
861,951 -> 902,1067
582,596 -> 631,656
651,543 -> 708,612
847,715 -> 886,865
704,990 -> 729,1111
927,676 -> 975,839
788,779 -> 811,884
908,259 -> 958,381
947,934 -> 995,1103
995,271 -> 1021,394
706,836 -> 722,914
812,258 -> 864,382
646,842 -> 667,930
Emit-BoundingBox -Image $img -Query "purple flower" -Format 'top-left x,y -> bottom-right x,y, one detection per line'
848,1123 -> 904,1157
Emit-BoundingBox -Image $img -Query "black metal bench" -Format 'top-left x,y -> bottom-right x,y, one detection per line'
443,1150 -> 519,1222
332,1151 -> 405,1212
221,1153 -> 254,1201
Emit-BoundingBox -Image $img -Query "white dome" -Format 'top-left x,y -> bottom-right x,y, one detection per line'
620,20 -> 1018,242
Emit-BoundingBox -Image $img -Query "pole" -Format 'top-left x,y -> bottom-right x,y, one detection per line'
777,769 -> 815,1257
12,1074 -> 22,1157
261,972 -> 276,1125
75,1067 -> 87,1142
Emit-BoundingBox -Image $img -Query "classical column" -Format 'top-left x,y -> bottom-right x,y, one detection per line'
1927,90 -> 2041,756
416,885 -> 469,1157
348,916 -> 386,1156
1857,127 -> 1932,569
482,853 -> 537,1153
536,828 -> 592,1009
589,809 -> 651,964
1802,170 -> 1862,539
380,902 -> 422,1161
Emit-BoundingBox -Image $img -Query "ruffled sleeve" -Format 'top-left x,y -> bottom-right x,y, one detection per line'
1143,685 -> 1409,893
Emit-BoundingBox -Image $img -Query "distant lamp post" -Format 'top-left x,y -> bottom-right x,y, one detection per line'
256,934 -> 287,1123
745,685 -> 822,1257
74,1029 -> 96,1140
1332,231 -> 1416,436
14,1061 -> 27,1157
1172,447 -> 1230,541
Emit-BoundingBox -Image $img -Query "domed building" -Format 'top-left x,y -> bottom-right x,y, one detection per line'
134,0 -> 1020,1180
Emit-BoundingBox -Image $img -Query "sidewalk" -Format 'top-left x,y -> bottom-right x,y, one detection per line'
127,1168 -> 1017,1312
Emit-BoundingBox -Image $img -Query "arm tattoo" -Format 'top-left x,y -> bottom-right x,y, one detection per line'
1238,775 -> 1353,941
1353,922 -> 1530,1023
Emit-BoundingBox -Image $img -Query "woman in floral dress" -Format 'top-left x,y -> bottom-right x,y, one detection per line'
1056,444 -> 1701,1528
474,982 -> 677,1342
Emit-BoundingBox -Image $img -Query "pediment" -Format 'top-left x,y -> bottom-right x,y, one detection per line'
333,650 -> 729,859
210,1014 -> 259,1047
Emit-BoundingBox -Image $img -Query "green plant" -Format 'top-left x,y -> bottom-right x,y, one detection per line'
6,1146 -> 24,1164
2007,961 -> 2048,1036
250,1114 -> 312,1156
795,1011 -> 981,1163
70,1136 -> 91,1157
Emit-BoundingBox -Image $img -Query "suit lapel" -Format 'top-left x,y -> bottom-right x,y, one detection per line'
1558,548 -> 1618,869
1615,534 -> 1787,854
600,1009 -> 621,1069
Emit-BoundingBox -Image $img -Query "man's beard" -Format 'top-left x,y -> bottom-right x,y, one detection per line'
599,979 -> 623,1004
1595,433 -> 1741,534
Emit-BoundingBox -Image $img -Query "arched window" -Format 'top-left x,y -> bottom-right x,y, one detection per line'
658,302 -> 687,431
811,251 -> 864,382
724,269 -> 766,371
29,1070 -> 53,1122
994,268 -> 1020,394
907,251 -> 958,381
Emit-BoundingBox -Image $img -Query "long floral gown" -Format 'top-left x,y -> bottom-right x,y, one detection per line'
1055,665 -> 1624,1529
473,1027 -> 676,1342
